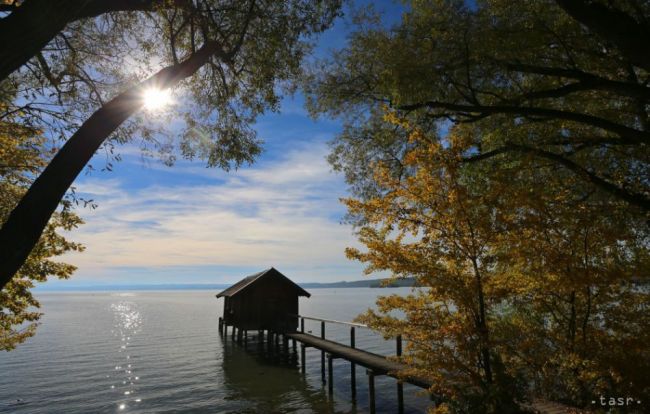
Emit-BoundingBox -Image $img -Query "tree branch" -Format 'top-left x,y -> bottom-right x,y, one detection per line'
555,0 -> 650,71
462,143 -> 650,211
506,62 -> 650,101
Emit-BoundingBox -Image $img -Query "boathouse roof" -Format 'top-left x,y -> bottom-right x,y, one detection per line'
216,267 -> 311,298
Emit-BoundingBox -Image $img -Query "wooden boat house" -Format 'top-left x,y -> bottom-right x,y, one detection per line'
216,268 -> 310,333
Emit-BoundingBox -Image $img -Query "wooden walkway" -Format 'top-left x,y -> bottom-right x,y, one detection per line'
286,332 -> 430,388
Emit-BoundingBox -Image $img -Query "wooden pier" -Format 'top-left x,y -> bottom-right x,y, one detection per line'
219,314 -> 418,413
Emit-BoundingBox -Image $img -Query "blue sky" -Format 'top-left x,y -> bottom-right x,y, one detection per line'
46,1 -> 405,288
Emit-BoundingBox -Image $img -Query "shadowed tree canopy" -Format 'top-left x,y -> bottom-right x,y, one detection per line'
0,0 -> 342,289
305,0 -> 650,214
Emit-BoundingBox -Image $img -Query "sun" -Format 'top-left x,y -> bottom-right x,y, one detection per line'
142,87 -> 172,111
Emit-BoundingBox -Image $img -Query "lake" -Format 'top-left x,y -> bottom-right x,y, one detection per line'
0,288 -> 431,413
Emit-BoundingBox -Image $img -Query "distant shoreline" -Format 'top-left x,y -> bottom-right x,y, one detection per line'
35,277 -> 419,292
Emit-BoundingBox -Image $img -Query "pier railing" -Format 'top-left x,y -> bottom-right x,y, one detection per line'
292,314 -> 403,359
291,314 -> 405,411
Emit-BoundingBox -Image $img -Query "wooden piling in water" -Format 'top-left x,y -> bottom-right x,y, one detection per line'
367,369 -> 376,414
396,335 -> 403,413
320,321 -> 326,383
397,380 -> 404,414
350,326 -> 356,400
326,354 -> 331,392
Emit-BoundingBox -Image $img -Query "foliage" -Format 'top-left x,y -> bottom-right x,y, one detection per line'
305,1 -> 650,411
0,87 -> 84,351
2,0 -> 342,169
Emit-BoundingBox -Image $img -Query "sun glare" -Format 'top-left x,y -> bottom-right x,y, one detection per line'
142,87 -> 172,111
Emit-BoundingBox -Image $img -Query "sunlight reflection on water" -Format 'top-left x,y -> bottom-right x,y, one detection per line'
110,300 -> 143,411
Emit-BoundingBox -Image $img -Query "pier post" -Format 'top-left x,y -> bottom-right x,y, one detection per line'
244,330 -> 248,346
396,335 -> 403,413
283,335 -> 289,354
320,321 -> 326,383
367,369 -> 376,414
397,380 -> 404,414
237,328 -> 243,344
300,344 -> 306,373
327,354 -> 334,393
301,317 -> 305,333
231,326 -> 236,340
350,326 -> 356,400
218,317 -> 223,334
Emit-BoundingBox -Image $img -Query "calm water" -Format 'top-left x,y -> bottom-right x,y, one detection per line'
0,288 -> 431,413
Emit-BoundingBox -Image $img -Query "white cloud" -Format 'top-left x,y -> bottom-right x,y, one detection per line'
63,143 -> 362,280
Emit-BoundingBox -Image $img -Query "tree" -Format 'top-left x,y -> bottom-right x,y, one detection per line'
306,0 -> 650,213
0,1 -> 342,287
0,87 -> 84,350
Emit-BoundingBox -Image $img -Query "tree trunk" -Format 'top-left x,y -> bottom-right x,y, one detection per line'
471,258 -> 493,385
0,40 -> 223,290
0,0 -> 186,82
